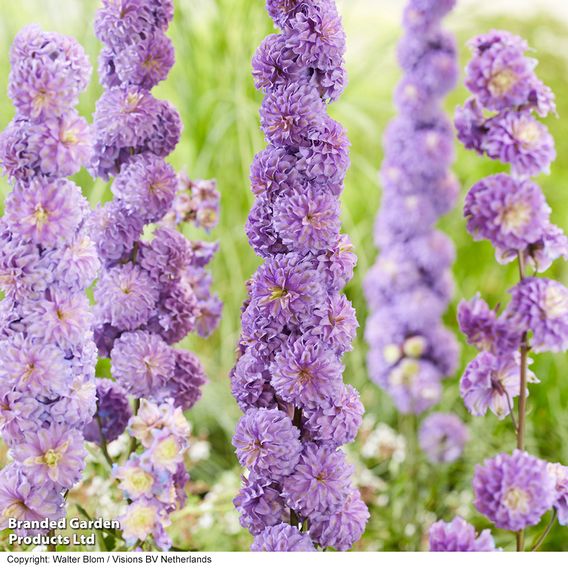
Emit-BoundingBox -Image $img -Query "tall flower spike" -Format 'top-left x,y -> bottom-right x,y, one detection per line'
0,26 -> 97,531
364,0 -> 460,415
89,0 -> 221,551
231,0 -> 368,551
445,30 -> 568,551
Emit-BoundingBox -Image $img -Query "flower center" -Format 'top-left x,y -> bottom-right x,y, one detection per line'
315,471 -> 328,483
383,344 -> 402,365
425,132 -> 440,151
22,362 -> 36,383
514,120 -> 541,149
32,89 -> 52,113
544,285 -> 568,319
123,93 -> 143,113
127,505 -> 157,535
61,128 -> 79,145
154,436 -> 180,462
298,367 -> 312,385
403,83 -> 418,101
245,439 -> 264,465
42,448 -> 63,468
33,204 -> 49,228
4,501 -> 28,519
128,469 -> 154,493
403,336 -> 427,358
503,487 -> 530,514
143,56 -> 160,72
269,286 -> 288,301
489,68 -> 518,96
389,359 -> 419,387
500,201 -> 531,232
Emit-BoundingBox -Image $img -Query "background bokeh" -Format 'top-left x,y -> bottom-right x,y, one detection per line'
0,0 -> 567,552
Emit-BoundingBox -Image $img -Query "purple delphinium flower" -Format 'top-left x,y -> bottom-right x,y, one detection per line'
303,384 -> 364,446
4,179 -> 86,248
457,294 -> 520,355
270,336 -> 343,407
418,413 -> 469,464
482,111 -> 555,176
457,30 -> 567,549
0,26 -> 97,533
503,278 -> 568,353
14,424 -> 87,488
364,0 -> 459,416
91,7 -> 220,552
114,399 -> 190,552
7,26 -> 91,121
547,463 -> 568,526
0,465 -> 64,534
460,351 -> 529,419
251,522 -> 316,552
429,516 -> 498,552
308,487 -> 369,551
464,30 -> 554,115
94,263 -> 158,330
473,450 -> 556,531
233,0 -> 366,550
233,477 -> 287,535
111,331 -> 174,398
464,174 -> 551,262
233,408 -> 302,481
282,443 -> 353,517
83,379 -> 132,444
111,153 -> 177,223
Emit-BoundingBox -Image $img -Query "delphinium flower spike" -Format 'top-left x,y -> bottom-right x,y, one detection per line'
430,30 -> 568,552
87,0 -> 222,550
364,0 -> 460,417
0,27 -> 98,532
231,0 -> 368,551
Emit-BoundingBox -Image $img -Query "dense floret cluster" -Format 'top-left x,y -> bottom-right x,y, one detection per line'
443,30 -> 568,549
231,0 -> 368,551
364,0 -> 460,415
89,0 -> 221,550
115,399 -> 191,550
0,27 -> 97,528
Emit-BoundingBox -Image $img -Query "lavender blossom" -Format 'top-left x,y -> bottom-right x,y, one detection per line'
504,278 -> 568,353
115,399 -> 190,551
233,408 -> 302,481
548,463 -> 568,526
83,379 -> 132,444
429,516 -> 498,552
90,2 -> 220,550
0,26 -> 97,532
251,523 -> 316,552
457,30 -> 566,550
364,0 -> 459,415
232,0 -> 367,550
473,450 -> 556,531
418,413 -> 469,464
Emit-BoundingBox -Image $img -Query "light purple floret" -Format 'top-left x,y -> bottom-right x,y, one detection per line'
251,523 -> 316,552
473,450 -> 556,531
419,413 -> 469,464
429,516 -> 498,552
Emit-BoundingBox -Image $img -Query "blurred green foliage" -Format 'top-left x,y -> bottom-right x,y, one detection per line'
0,0 -> 567,552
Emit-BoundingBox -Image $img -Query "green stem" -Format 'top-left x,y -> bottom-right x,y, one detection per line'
530,510 -> 558,552
402,413 -> 419,549
516,252 -> 529,552
96,409 -> 114,469
290,406 -> 303,529
127,399 -> 141,457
